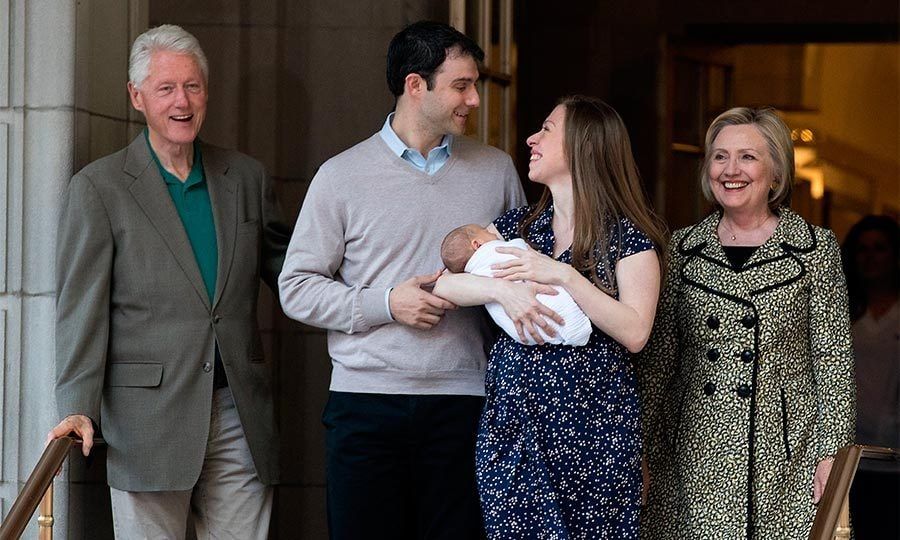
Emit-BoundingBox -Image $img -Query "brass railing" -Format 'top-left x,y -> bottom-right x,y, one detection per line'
809,444 -> 900,540
1,440 -> 895,539
0,437 -> 80,540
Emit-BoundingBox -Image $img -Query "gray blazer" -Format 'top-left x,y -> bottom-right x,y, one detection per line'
55,134 -> 289,491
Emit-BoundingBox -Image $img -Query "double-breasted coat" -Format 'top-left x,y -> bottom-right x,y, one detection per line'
639,208 -> 855,539
55,135 -> 289,491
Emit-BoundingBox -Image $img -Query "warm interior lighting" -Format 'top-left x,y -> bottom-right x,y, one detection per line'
791,128 -> 816,144
798,166 -> 826,199
792,127 -> 823,199
795,147 -> 817,168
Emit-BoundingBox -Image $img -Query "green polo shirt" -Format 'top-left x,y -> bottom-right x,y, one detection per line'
145,131 -> 218,303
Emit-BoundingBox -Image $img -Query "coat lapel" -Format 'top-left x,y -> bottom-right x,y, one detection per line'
677,209 -> 814,301
677,213 -> 750,304
740,209 -> 814,296
124,135 -> 211,310
202,143 -> 238,311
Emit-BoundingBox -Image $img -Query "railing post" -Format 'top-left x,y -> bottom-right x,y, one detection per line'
37,483 -> 53,540
808,445 -> 861,540
0,437 -> 73,540
834,497 -> 851,540
810,445 -> 900,540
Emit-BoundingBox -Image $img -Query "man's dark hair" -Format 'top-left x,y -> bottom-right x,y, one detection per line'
386,21 -> 484,97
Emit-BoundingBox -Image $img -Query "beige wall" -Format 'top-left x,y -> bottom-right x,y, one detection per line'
782,44 -> 900,238
812,44 -> 898,166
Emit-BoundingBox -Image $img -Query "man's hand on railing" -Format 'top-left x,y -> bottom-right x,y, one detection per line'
45,415 -> 94,457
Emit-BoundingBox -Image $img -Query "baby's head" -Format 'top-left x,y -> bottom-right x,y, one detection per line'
440,224 -> 500,273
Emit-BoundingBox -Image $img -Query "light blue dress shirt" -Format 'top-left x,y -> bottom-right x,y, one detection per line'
378,113 -> 455,320
379,113 -> 453,175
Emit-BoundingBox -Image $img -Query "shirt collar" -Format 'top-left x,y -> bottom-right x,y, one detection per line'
144,128 -> 204,188
378,112 -> 453,159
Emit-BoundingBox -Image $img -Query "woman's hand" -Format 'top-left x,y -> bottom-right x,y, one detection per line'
813,456 -> 835,504
491,246 -> 576,286
493,280 -> 565,344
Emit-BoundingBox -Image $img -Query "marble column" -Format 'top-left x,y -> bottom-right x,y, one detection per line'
0,0 -> 76,537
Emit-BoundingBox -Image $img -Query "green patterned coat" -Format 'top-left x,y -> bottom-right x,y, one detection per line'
639,209 -> 855,539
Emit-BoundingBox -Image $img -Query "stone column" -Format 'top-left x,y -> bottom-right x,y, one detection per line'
0,0 -> 76,536
1,1 -> 145,537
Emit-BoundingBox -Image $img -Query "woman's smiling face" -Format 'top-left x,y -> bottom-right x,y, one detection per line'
526,104 -> 569,186
707,124 -> 775,215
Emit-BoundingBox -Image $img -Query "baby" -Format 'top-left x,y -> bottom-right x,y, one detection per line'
440,224 -> 592,346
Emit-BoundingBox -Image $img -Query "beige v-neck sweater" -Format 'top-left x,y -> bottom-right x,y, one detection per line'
279,134 -> 525,395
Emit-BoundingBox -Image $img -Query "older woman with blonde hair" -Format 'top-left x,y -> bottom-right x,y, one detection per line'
639,107 -> 855,539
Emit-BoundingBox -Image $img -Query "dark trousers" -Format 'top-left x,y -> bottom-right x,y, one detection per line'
323,391 -> 485,540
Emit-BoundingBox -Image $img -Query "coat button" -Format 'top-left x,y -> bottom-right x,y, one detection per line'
706,315 -> 720,329
202,362 -> 212,373
741,314 -> 757,328
737,384 -> 752,398
707,348 -> 720,361
213,315 -> 222,323
704,382 -> 716,395
741,350 -> 755,363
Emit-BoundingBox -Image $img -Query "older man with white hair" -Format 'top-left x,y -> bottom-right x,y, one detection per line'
46,24 -> 288,539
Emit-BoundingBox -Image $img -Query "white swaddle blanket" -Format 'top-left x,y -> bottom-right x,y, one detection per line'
465,238 -> 592,346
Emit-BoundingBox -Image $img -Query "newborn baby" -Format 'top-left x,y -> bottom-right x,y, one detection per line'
440,224 -> 592,346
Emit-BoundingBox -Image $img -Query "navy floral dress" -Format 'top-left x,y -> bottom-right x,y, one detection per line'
477,204 -> 654,539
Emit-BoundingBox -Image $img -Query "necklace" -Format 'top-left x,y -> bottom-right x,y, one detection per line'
721,220 -> 738,241
719,214 -> 774,242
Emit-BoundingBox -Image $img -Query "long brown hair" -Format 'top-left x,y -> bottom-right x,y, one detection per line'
519,95 -> 667,294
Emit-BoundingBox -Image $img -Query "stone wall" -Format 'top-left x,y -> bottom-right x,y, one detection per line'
0,0 -> 76,537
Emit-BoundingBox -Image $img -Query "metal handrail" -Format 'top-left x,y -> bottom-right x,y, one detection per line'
2,441 -> 896,539
809,444 -> 900,540
0,437 -> 79,540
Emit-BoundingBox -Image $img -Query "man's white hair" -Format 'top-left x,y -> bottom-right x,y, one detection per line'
129,24 -> 208,88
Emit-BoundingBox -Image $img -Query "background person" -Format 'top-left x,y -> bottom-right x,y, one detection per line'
841,214 -> 899,539
434,95 -> 666,539
639,107 -> 855,539
842,214 -> 900,449
47,24 -> 289,539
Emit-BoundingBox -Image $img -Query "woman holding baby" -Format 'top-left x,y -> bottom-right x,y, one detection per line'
434,95 -> 666,538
